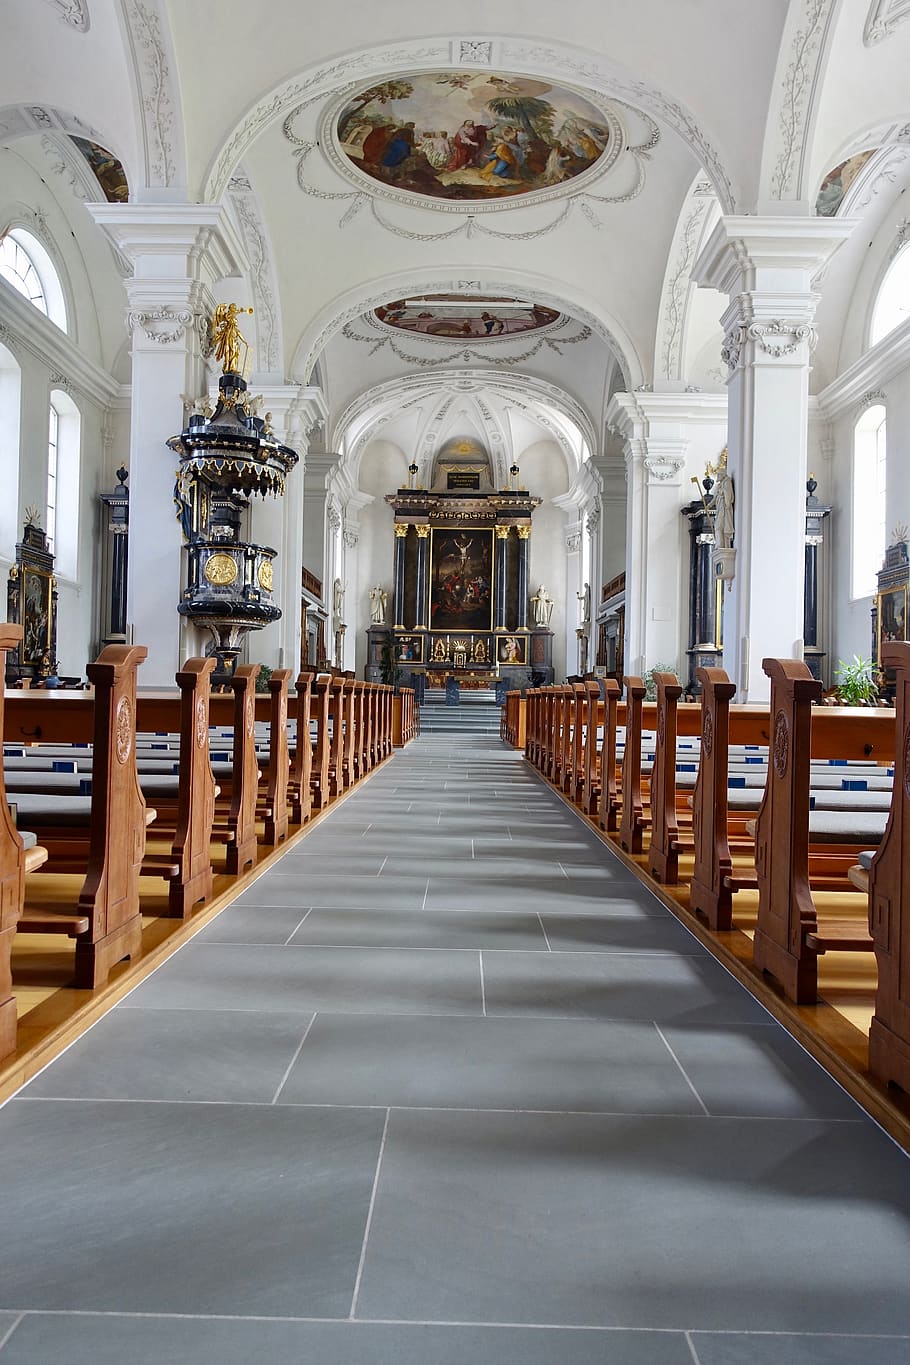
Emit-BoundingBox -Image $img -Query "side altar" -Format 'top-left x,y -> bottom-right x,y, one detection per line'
366,444 -> 553,688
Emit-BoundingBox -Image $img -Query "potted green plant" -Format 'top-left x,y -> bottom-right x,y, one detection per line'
834,654 -> 879,707
643,662 -> 677,701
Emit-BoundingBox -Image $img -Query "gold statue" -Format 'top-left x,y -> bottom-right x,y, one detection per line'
210,303 -> 253,375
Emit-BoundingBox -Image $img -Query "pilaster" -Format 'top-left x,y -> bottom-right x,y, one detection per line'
88,205 -> 244,685
692,216 -> 855,698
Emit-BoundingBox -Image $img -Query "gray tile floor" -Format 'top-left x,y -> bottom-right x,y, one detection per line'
3,732 -> 910,1364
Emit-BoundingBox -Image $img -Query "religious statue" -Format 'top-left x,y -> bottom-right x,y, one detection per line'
332,576 -> 346,624
368,583 -> 388,624
210,303 -> 253,375
577,582 -> 591,628
531,584 -> 554,627
711,467 -> 735,549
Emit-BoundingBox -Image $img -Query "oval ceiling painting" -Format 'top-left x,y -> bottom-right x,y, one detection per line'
337,72 -> 612,203
375,295 -> 560,338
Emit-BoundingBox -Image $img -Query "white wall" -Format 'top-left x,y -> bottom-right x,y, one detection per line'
353,438 -> 408,675
521,439 -> 570,680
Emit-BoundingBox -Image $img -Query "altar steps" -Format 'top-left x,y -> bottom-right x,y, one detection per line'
419,692 -> 502,734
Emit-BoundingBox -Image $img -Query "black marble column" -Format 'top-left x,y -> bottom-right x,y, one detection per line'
803,477 -> 831,680
393,522 -> 408,628
494,525 -> 510,630
681,478 -> 721,694
414,524 -> 430,628
516,525 -> 530,630
100,465 -> 130,643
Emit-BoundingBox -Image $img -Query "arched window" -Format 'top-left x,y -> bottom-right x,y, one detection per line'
0,228 -> 68,332
48,389 -> 81,578
870,243 -> 910,347
852,403 -> 887,599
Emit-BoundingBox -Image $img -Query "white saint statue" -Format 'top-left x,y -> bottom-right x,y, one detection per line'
577,582 -> 591,627
531,584 -> 554,627
712,469 -> 735,549
332,577 -> 345,624
368,583 -> 388,625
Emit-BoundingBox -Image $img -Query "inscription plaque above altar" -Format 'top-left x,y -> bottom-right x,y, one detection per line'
447,470 -> 480,491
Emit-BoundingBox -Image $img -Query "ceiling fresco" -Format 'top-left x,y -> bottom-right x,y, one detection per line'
815,148 -> 877,215
374,295 -> 560,338
69,135 -> 129,202
336,71 -> 613,203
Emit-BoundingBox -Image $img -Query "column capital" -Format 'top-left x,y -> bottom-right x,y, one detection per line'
89,203 -> 245,291
692,215 -> 856,297
415,524 -> 431,538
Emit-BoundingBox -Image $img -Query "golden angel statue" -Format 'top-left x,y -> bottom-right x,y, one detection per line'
210,303 -> 253,375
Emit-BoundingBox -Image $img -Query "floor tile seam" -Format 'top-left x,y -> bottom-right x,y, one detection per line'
348,1108 -> 391,1319
167,942 -> 756,962
270,1013 -> 318,1104
685,1330 -> 703,1365
0,1310 -> 905,1339
0,1315 -> 23,1355
9,1095 -> 866,1122
116,1002 -> 783,1026
478,952 -> 486,1016
282,909 -> 314,945
653,1023 -> 712,1117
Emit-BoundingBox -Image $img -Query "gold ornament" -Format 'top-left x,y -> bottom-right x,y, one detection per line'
258,559 -> 274,591
210,303 -> 253,375
204,553 -> 238,586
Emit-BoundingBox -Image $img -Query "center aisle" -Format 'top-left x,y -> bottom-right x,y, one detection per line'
1,733 -> 910,1362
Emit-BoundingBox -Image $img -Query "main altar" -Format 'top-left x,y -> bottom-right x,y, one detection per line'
367,441 -> 552,688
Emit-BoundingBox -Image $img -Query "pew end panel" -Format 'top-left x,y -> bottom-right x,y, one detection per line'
647,672 -> 684,885
689,668 -> 738,930
619,677 -> 647,855
752,658 -> 823,1005
74,644 -> 149,990
1,624 -> 29,1057
869,641 -> 910,1093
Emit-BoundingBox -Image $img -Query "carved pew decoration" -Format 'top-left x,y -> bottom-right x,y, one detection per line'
263,668 -> 292,845
168,656 -> 217,916
567,682 -> 587,801
597,678 -> 622,833
226,663 -> 260,874
619,676 -> 647,855
288,672 -> 314,824
647,671 -> 684,884
75,644 -> 149,989
752,658 -> 823,1004
0,624 -> 47,1057
689,667 -> 738,929
869,641 -> 910,1093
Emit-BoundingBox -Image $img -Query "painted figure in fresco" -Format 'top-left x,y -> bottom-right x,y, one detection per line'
482,127 -> 521,180
446,120 -> 490,171
419,130 -> 452,169
382,124 -> 416,169
368,583 -> 388,624
531,584 -> 554,627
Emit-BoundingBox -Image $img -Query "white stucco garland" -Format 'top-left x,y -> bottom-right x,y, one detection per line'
293,273 -> 638,393
41,0 -> 90,31
656,178 -> 716,380
339,313 -> 593,369
202,35 -> 733,209
864,0 -> 910,44
227,171 -> 282,374
768,0 -> 836,201
282,94 -> 656,243
123,0 -> 182,189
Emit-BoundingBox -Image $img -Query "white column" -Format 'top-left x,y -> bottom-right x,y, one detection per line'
89,205 -> 244,686
692,217 -> 854,699
302,452 -> 341,615
247,386 -> 326,672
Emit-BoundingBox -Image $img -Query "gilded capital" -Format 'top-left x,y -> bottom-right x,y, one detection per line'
517,524 -> 531,539
415,524 -> 430,539
495,525 -> 512,540
394,523 -> 410,538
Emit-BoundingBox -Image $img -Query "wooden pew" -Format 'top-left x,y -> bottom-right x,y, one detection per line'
263,668 -> 292,846
647,671 -> 684,884
597,678 -> 622,833
69,644 -> 150,988
288,671 -> 314,825
869,641 -> 910,1093
225,663 -> 260,874
1,625 -> 49,1057
619,676 -> 648,855
310,675 -> 332,810
689,667 -> 738,929
580,681 -> 602,817
166,656 -> 217,917
566,682 -> 587,802
751,659 -> 823,1004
